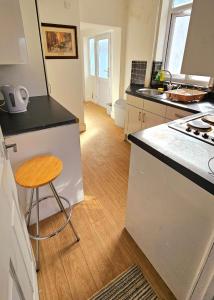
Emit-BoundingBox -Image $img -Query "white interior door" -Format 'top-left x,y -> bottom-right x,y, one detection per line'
88,34 -> 112,107
96,34 -> 111,107
0,128 -> 38,300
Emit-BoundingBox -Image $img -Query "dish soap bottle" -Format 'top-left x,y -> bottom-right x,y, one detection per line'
160,70 -> 165,82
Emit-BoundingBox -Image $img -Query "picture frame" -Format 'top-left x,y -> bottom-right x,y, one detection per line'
41,23 -> 78,59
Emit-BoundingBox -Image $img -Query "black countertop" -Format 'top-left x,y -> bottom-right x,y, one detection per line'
128,119 -> 214,195
0,95 -> 78,137
126,85 -> 214,114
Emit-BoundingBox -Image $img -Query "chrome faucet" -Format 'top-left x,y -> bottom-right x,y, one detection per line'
161,69 -> 173,90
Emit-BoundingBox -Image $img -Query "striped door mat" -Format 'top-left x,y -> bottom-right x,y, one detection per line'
89,265 -> 159,300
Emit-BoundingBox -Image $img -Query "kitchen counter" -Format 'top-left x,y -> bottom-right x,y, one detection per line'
0,95 -> 78,136
128,120 -> 214,195
126,85 -> 214,114
2,95 -> 83,223
126,119 -> 214,300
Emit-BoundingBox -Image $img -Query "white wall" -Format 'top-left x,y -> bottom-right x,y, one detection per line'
125,0 -> 162,88
37,0 -> 85,130
79,0 -> 128,28
0,0 -> 47,97
111,29 -> 122,107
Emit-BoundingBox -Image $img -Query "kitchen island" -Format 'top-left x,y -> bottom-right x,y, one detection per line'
126,114 -> 214,300
0,95 -> 84,223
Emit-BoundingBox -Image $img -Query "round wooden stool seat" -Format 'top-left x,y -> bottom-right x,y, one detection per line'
15,155 -> 63,188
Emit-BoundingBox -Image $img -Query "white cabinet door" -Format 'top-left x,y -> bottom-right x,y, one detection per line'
126,144 -> 214,300
191,243 -> 214,300
143,111 -> 165,129
0,129 -> 38,300
182,0 -> 214,77
126,105 -> 143,135
0,0 -> 28,64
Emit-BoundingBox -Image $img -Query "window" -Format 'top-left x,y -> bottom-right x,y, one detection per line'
88,35 -> 110,79
173,0 -> 193,7
165,0 -> 210,86
98,39 -> 109,79
89,38 -> 95,76
167,14 -> 190,75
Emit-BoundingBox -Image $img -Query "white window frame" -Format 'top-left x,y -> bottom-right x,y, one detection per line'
88,34 -> 111,80
163,1 -> 211,87
88,37 -> 96,77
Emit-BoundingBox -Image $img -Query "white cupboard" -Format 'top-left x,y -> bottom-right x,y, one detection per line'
126,144 -> 214,300
182,0 -> 214,77
125,95 -> 192,138
0,0 -> 28,64
125,105 -> 144,135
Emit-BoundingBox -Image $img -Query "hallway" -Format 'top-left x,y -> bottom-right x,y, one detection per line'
37,102 -> 175,300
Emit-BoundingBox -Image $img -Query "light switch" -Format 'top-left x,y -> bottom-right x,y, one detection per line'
64,0 -> 71,9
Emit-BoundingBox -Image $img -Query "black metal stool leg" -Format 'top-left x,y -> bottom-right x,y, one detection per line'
49,182 -> 80,242
36,188 -> 40,272
27,189 -> 34,228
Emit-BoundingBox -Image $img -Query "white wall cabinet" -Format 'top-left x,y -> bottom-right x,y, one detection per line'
182,0 -> 214,77
125,95 -> 192,137
0,0 -> 28,64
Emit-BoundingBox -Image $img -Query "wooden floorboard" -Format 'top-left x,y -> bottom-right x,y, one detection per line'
37,102 -> 176,300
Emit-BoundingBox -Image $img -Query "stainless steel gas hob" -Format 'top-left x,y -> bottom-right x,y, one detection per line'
168,111 -> 214,146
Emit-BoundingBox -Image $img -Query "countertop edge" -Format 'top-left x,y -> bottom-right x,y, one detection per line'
128,134 -> 214,195
4,119 -> 78,137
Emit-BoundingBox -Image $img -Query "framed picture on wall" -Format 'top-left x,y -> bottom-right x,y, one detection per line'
41,23 -> 78,59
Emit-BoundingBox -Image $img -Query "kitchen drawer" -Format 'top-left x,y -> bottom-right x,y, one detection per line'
143,99 -> 166,117
166,106 -> 192,120
126,95 -> 144,109
144,111 -> 166,129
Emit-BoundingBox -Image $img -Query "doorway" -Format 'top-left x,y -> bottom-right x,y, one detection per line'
81,22 -> 121,116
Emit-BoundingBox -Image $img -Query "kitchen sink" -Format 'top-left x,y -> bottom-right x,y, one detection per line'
136,88 -> 163,96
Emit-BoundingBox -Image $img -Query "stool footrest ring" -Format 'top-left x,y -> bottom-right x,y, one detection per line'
26,195 -> 72,241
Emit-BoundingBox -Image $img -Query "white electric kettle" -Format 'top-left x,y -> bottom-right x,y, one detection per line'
1,85 -> 29,113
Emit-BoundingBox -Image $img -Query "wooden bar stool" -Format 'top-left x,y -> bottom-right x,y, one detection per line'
15,155 -> 80,272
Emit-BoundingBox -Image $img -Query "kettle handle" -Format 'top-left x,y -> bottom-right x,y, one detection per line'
17,86 -> 29,105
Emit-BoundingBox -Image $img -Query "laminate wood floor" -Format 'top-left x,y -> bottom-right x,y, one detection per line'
36,102 -> 176,300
